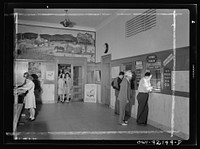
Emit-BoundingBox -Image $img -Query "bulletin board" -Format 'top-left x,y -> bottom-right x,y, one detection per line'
132,46 -> 189,94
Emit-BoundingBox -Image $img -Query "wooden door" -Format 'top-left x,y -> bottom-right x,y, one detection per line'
72,65 -> 84,101
101,54 -> 111,106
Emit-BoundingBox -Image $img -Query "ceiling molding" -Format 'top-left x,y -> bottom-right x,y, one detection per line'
95,9 -> 127,31
16,19 -> 96,32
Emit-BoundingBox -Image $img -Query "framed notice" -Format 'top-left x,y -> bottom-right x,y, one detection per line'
84,84 -> 97,103
46,71 -> 54,81
135,60 -> 143,69
163,68 -> 171,90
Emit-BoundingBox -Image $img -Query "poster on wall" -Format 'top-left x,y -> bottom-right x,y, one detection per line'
28,62 -> 41,79
84,84 -> 97,103
135,61 -> 143,87
111,66 -> 120,78
135,60 -> 143,69
46,71 -> 54,81
163,67 -> 171,90
15,24 -> 96,62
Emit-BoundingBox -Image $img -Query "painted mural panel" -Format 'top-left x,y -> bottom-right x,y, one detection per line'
14,24 -> 96,62
28,61 -> 42,79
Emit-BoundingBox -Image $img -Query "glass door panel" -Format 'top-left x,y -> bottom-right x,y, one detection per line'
72,65 -> 83,101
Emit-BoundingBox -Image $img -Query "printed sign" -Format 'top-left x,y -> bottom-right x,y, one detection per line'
146,61 -> 161,69
135,61 -> 143,69
111,66 -> 120,78
136,69 -> 142,87
46,71 -> 54,81
84,84 -> 97,103
163,68 -> 171,90
147,55 -> 157,63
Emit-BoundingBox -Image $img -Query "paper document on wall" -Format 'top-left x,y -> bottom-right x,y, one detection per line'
111,66 -> 120,78
46,71 -> 54,80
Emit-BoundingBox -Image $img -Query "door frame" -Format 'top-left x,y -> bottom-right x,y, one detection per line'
55,57 -> 87,103
101,54 -> 111,106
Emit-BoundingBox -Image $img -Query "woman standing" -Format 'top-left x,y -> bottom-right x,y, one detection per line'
17,75 -> 36,121
136,72 -> 153,125
64,73 -> 73,103
58,73 -> 65,103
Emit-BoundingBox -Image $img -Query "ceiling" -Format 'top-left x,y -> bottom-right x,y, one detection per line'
14,9 -> 122,30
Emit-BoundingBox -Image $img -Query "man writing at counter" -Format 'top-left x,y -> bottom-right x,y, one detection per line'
136,72 -> 153,126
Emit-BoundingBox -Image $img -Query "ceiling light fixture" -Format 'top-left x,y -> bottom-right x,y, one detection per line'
60,10 -> 76,28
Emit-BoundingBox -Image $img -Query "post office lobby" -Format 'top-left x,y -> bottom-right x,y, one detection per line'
10,8 -> 192,141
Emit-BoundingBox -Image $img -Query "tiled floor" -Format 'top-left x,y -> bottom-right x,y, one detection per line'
16,102 -> 182,140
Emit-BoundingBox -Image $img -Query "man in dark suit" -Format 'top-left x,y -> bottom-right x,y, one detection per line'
111,71 -> 124,115
124,71 -> 136,121
117,70 -> 132,126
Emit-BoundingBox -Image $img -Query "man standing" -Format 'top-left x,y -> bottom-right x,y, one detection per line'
137,72 -> 153,125
124,71 -> 136,122
111,71 -> 124,115
117,70 -> 132,126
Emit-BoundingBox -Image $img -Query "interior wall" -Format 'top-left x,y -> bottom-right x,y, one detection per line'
109,46 -> 189,139
96,9 -> 189,63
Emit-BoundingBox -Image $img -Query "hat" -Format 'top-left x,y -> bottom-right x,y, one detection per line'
125,70 -> 132,77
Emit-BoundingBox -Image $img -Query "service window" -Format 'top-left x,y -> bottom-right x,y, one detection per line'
146,60 -> 162,91
150,69 -> 161,91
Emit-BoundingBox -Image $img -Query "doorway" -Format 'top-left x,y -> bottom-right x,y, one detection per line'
56,57 -> 87,103
101,54 -> 111,106
57,64 -> 72,102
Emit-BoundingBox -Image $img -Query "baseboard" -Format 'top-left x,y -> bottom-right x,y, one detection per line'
147,119 -> 189,140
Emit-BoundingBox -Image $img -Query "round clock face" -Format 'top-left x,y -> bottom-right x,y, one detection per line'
104,43 -> 109,53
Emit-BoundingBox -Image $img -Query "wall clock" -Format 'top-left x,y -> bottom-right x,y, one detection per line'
104,43 -> 109,54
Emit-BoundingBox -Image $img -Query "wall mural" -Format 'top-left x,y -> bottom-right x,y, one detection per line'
14,24 -> 96,63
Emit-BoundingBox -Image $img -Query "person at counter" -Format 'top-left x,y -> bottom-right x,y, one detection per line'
15,75 -> 36,121
136,72 -> 153,126
14,72 -> 30,103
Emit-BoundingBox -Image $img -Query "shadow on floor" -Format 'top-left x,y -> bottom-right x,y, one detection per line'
16,104 -> 51,140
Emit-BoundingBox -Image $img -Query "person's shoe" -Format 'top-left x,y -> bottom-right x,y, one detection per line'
121,123 -> 128,126
30,117 -> 35,121
124,121 -> 128,124
137,122 -> 147,126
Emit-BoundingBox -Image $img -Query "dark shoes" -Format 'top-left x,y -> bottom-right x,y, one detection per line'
137,123 -> 147,126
